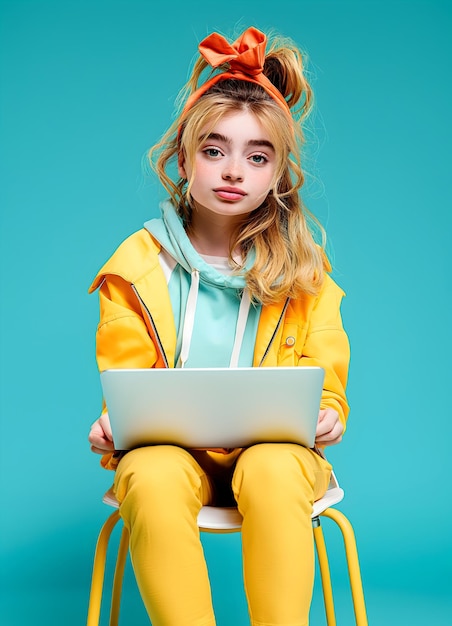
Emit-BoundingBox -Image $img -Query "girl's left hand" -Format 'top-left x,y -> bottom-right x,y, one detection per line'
315,408 -> 344,446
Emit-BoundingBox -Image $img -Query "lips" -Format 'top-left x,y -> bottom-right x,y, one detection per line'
213,187 -> 247,201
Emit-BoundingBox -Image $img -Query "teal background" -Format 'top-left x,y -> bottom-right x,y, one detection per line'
1,0 -> 451,624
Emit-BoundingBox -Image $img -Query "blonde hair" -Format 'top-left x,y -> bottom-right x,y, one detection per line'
149,31 -> 326,305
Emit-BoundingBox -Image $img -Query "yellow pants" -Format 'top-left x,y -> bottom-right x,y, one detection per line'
114,443 -> 332,626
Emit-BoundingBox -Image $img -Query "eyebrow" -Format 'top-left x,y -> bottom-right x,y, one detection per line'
201,132 -> 275,151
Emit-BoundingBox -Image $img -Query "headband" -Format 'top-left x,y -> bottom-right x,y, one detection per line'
181,27 -> 292,120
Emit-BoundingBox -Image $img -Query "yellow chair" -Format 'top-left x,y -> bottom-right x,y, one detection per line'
86,472 -> 368,626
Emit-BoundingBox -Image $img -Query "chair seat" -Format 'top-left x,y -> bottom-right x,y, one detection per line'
102,472 -> 344,532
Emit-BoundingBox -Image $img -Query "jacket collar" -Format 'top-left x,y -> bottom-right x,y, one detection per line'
88,230 -> 163,294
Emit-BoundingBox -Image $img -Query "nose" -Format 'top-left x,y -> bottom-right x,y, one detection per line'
222,158 -> 243,182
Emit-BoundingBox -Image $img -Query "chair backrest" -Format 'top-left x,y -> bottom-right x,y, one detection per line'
102,472 -> 344,534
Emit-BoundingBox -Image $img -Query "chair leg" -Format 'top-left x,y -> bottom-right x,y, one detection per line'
313,517 -> 337,626
321,508 -> 368,626
109,525 -> 130,626
87,510 -> 122,626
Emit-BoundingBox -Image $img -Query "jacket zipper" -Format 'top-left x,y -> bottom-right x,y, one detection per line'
258,298 -> 290,367
131,284 -> 169,368
132,284 -> 288,369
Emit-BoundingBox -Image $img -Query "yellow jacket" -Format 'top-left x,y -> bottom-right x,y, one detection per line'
89,229 -> 350,469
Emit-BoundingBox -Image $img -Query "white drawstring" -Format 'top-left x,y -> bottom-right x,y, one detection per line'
177,269 -> 200,368
177,272 -> 251,369
229,288 -> 251,368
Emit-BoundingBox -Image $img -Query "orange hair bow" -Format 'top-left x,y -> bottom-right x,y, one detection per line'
182,27 -> 292,119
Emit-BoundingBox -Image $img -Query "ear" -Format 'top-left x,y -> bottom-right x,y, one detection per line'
178,151 -> 187,179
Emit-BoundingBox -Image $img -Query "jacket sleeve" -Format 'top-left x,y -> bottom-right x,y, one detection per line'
95,274 -> 160,372
299,276 -> 350,430
92,274 -> 161,470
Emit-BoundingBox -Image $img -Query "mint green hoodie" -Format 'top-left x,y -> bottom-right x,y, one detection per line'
145,200 -> 261,368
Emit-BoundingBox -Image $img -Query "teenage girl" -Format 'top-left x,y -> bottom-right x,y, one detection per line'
88,26 -> 350,626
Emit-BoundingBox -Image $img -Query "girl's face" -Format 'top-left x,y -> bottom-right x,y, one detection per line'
179,110 -> 277,222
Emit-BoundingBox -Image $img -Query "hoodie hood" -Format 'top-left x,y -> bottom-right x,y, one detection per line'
144,199 -> 251,290
144,200 -> 258,368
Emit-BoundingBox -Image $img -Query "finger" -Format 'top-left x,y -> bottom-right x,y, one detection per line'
316,414 -> 343,438
316,433 -> 342,446
316,421 -> 343,445
90,444 -> 114,454
316,408 -> 341,436
90,437 -> 115,453
315,421 -> 330,438
88,435 -> 109,451
99,413 -> 113,441
316,416 -> 335,438
88,427 -> 114,449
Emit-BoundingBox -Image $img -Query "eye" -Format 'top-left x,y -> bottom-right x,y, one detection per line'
249,153 -> 268,165
202,147 -> 224,158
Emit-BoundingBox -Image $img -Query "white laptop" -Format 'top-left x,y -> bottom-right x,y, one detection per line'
100,366 -> 324,451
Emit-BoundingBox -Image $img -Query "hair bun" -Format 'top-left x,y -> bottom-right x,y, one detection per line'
264,46 -> 311,114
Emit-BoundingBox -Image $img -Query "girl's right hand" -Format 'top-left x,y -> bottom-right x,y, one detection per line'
89,412 -> 115,454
